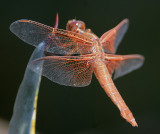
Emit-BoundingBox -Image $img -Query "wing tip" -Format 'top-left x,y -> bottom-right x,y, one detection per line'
133,54 -> 145,63
9,21 -> 18,33
139,55 -> 145,67
123,18 -> 129,23
9,19 -> 29,32
139,55 -> 145,61
119,18 -> 129,30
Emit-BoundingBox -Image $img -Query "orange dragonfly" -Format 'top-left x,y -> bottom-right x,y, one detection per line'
10,14 -> 144,127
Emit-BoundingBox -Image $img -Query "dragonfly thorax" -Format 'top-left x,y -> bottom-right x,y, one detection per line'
66,19 -> 85,33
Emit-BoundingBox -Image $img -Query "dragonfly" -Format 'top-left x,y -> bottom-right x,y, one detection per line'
10,14 -> 144,127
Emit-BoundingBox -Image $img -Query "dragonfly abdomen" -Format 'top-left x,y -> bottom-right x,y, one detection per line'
93,59 -> 138,127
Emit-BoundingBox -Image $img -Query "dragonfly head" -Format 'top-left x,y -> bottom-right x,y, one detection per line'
66,19 -> 86,33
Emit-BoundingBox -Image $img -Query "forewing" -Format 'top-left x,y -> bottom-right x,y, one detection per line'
10,20 -> 94,56
100,19 -> 129,53
104,54 -> 144,79
28,54 -> 95,87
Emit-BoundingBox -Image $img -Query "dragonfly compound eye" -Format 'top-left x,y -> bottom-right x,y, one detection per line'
66,19 -> 86,32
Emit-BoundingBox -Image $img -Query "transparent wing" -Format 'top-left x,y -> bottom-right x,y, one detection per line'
104,54 -> 144,79
100,19 -> 129,53
28,54 -> 95,87
10,19 -> 94,56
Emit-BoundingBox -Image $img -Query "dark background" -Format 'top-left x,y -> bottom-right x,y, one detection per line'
1,0 -> 160,134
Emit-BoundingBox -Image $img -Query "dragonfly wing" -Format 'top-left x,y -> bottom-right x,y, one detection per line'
100,19 -> 129,53
10,20 -> 53,47
28,54 -> 95,87
104,54 -> 144,79
10,20 -> 94,56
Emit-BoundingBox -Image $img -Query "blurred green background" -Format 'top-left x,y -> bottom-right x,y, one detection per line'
1,0 -> 160,134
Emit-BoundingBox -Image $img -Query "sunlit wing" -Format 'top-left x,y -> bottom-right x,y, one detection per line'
104,54 -> 144,79
10,19 -> 94,56
99,19 -> 129,53
28,54 -> 95,87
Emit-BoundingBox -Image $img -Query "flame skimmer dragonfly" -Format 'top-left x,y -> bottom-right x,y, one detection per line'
10,14 -> 144,127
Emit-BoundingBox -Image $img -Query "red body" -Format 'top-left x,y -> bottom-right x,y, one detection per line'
10,15 -> 144,127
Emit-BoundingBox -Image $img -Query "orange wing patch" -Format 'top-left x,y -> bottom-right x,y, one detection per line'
100,19 -> 129,53
104,54 -> 144,79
